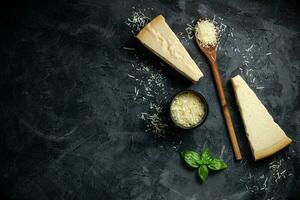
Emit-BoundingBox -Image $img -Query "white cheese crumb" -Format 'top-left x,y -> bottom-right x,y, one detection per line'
127,74 -> 135,78
219,23 -> 227,32
245,44 -> 254,52
123,47 -> 135,51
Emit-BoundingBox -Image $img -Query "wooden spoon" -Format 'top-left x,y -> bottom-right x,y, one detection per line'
195,36 -> 242,160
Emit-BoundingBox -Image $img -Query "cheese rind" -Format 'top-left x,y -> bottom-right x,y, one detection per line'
136,15 -> 203,83
231,75 -> 292,161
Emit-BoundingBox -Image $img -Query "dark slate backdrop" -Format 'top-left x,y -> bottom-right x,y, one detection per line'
0,0 -> 299,199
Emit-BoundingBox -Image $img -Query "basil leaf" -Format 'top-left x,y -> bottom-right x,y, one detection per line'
196,159 -> 205,165
208,159 -> 227,171
198,165 -> 209,182
180,150 -> 201,168
200,149 -> 213,164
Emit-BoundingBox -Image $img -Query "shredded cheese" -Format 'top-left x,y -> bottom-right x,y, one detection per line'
126,9 -> 150,35
195,19 -> 218,47
170,92 -> 205,128
128,60 -> 169,135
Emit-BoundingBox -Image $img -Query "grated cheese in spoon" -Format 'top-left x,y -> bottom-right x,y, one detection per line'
195,19 -> 218,47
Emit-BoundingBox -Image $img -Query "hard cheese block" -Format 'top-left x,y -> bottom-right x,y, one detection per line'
231,75 -> 292,161
136,15 -> 203,83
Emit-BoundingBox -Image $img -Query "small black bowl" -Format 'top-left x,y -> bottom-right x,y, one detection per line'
169,90 -> 209,129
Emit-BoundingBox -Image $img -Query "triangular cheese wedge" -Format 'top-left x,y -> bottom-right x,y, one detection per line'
136,15 -> 203,83
231,75 -> 292,160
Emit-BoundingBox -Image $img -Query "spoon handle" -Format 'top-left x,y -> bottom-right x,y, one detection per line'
210,61 -> 242,160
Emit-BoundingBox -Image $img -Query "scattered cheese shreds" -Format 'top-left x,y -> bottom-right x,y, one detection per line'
126,9 -> 150,34
240,158 -> 293,196
126,52 -> 169,135
185,23 -> 195,40
195,19 -> 218,47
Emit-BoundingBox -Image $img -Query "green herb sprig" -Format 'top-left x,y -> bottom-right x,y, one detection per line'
180,149 -> 227,182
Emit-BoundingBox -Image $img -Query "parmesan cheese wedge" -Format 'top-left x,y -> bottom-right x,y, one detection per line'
231,75 -> 292,161
136,15 -> 203,83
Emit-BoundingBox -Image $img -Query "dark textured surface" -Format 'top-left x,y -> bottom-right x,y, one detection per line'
0,0 -> 299,199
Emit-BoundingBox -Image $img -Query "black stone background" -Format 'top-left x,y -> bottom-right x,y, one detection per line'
0,0 -> 299,199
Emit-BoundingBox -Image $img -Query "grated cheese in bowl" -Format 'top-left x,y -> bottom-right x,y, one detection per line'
170,90 -> 208,129
195,19 -> 218,47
